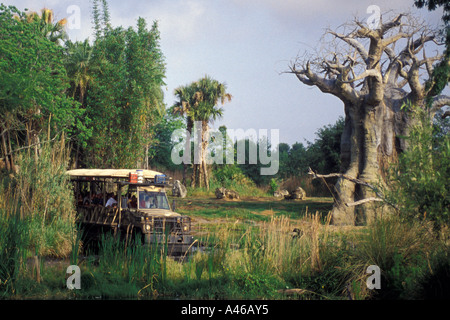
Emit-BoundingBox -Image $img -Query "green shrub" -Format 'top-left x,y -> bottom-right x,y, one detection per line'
269,178 -> 278,195
385,106 -> 449,230
355,215 -> 440,299
212,164 -> 255,189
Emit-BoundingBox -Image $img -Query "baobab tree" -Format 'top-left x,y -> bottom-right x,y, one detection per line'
289,13 -> 450,225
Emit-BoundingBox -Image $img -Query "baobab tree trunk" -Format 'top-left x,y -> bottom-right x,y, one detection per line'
331,103 -> 362,225
289,13 -> 449,225
332,94 -> 414,225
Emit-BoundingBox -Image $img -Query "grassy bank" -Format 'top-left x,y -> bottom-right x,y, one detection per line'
173,196 -> 333,220
2,194 -> 449,300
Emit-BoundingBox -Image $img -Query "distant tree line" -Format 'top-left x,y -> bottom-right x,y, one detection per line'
182,117 -> 345,188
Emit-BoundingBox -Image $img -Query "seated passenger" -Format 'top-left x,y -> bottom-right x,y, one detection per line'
105,194 -> 117,207
129,195 -> 137,208
77,193 -> 83,206
83,193 -> 91,206
145,196 -> 155,209
139,194 -> 147,208
92,193 -> 103,206
97,193 -> 104,206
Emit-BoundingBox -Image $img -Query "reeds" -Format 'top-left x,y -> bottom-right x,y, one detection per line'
76,230 -> 178,299
11,135 -> 76,257
170,212 -> 343,299
0,198 -> 27,296
0,136 -> 77,296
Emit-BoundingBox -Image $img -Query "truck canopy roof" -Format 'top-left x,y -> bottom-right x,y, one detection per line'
66,169 -> 163,179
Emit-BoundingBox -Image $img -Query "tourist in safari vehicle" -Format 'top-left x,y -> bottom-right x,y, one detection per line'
66,168 -> 195,256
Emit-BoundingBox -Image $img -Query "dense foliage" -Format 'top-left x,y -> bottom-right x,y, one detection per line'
72,1 -> 166,168
0,5 -> 83,171
385,106 -> 450,229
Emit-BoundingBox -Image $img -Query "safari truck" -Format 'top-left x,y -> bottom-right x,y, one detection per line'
66,169 -> 195,256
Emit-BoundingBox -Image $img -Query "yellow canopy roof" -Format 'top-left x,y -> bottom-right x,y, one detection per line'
66,169 -> 163,179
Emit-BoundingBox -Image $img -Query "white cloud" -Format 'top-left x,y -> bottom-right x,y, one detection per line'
232,0 -> 443,29
148,0 -> 208,43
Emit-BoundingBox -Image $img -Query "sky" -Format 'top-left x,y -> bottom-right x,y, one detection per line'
3,0 -> 445,146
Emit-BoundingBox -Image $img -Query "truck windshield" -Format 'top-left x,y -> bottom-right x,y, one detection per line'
138,191 -> 170,210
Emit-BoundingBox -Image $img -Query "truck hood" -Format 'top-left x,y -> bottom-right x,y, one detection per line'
140,209 -> 182,217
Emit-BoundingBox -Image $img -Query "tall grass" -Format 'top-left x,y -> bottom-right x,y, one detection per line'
0,136 -> 77,297
1,205 -> 448,299
0,189 -> 28,297
353,215 -> 445,299
72,230 -> 172,299
12,135 -> 76,258
0,135 -> 77,259
160,212 -> 357,299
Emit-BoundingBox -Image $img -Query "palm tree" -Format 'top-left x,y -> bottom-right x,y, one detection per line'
172,76 -> 231,189
190,76 -> 232,190
26,8 -> 68,44
64,39 -> 94,105
171,84 -> 198,185
63,39 -> 95,168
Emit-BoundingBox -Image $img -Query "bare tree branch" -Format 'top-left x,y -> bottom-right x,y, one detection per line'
290,12 -> 443,111
354,21 -> 379,40
442,110 -> 450,119
307,168 -> 399,209
4,132 -> 68,156
380,13 -> 403,35
396,77 -> 409,89
399,34 -> 436,63
339,68 -> 382,84
345,197 -> 384,207
431,95 -> 450,112
289,63 -> 359,103
382,32 -> 412,47
308,167 -> 376,190
328,30 -> 369,65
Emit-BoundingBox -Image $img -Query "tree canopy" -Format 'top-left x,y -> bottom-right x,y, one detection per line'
72,2 -> 166,169
0,5 -> 82,170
